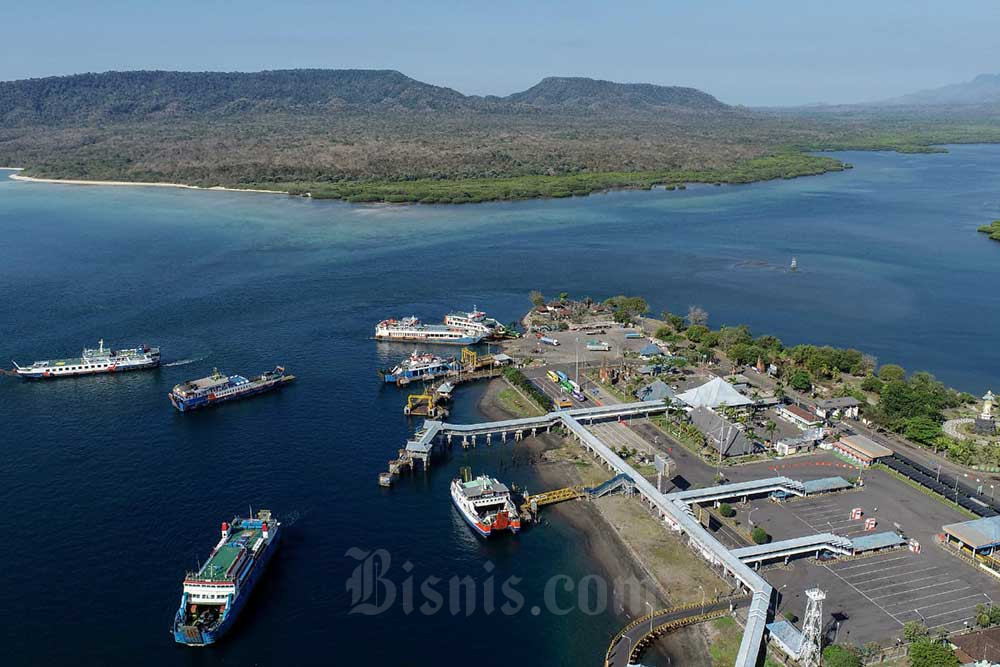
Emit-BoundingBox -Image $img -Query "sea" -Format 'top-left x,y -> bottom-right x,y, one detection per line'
2,144 -> 999,666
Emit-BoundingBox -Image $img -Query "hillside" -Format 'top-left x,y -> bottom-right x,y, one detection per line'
1,68 -> 999,203
878,73 -> 1000,107
504,76 -> 729,112
0,69 -> 473,125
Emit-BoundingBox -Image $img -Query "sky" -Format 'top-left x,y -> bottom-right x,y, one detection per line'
4,1 -> 997,106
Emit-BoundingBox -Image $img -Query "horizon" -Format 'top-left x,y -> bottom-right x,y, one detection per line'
4,1 -> 997,107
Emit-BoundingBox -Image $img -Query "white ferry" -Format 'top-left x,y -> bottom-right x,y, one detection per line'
374,316 -> 483,346
444,307 -> 506,339
12,339 -> 160,378
450,474 -> 521,538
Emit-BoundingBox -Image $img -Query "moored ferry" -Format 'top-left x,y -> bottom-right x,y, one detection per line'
379,351 -> 460,384
172,510 -> 280,646
11,339 -> 159,378
169,366 -> 294,411
444,307 -> 507,339
450,474 -> 521,538
374,316 -> 483,346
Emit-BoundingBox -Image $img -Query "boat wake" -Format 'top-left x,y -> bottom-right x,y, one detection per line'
162,356 -> 205,368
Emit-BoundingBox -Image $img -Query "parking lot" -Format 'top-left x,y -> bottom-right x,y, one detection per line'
720,456 -> 1000,644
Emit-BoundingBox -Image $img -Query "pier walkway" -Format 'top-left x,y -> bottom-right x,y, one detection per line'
604,596 -> 750,667
385,398 -> 870,666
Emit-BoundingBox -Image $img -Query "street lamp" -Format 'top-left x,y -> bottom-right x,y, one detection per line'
748,507 -> 759,528
698,584 -> 706,614
646,600 -> 654,635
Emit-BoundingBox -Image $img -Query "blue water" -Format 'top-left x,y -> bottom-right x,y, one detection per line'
2,145 -> 1000,666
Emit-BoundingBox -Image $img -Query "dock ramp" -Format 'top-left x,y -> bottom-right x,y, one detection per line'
586,473 -> 635,498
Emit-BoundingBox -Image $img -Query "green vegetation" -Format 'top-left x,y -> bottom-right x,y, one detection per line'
718,502 -> 736,518
604,295 -> 649,323
907,638 -> 959,667
503,368 -> 552,412
751,526 -> 770,544
978,220 -> 1000,241
975,601 -> 1000,628
822,644 -> 861,667
495,387 -> 543,418
5,70 -> 1000,203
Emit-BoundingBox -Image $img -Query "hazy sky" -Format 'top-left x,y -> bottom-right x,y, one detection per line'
4,1 -> 997,106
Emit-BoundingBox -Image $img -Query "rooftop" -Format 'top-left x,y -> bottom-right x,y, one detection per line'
839,434 -> 893,459
803,476 -> 853,494
781,404 -> 821,422
943,515 -> 1000,549
817,397 -> 861,409
766,620 -> 804,656
851,531 -> 906,552
677,377 -> 753,409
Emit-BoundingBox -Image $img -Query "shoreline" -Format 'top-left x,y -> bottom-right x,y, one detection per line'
477,378 -> 712,665
7,172 -> 289,195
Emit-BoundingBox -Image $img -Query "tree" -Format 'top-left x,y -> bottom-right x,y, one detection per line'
751,527 -> 769,544
878,364 -> 906,383
719,502 -> 735,518
765,420 -> 778,444
666,312 -> 686,331
907,637 -> 958,667
822,644 -> 861,667
686,324 -> 710,343
902,621 -> 929,642
789,369 -> 812,392
558,292 -> 568,302
903,416 -> 942,445
605,295 -> 649,323
687,305 -> 708,327
861,375 -> 883,393
529,290 -> 545,308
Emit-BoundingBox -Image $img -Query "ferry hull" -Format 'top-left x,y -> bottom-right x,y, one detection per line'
450,491 -> 521,538
374,333 -> 482,346
170,378 -> 289,412
172,526 -> 281,646
16,359 -> 160,379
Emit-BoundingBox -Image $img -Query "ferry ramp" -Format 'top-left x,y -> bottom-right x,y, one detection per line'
604,597 -> 750,667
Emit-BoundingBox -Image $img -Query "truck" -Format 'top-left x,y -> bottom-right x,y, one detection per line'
586,340 -> 611,351
556,398 -> 573,409
539,336 -> 560,346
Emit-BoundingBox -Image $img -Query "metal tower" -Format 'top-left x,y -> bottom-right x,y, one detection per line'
798,588 -> 826,667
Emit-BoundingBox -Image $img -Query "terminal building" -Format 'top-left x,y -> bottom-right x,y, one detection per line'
942,515 -> 1000,559
832,434 -> 893,467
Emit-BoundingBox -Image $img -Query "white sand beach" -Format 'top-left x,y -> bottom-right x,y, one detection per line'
7,172 -> 289,195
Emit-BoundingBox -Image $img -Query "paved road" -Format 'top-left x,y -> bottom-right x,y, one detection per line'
605,598 -> 748,667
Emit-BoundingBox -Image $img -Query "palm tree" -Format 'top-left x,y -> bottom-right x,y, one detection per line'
765,419 -> 777,445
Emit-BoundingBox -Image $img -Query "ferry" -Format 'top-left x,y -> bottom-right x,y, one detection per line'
172,510 -> 280,646
374,316 -> 483,346
11,339 -> 159,378
444,307 -> 507,339
380,351 -> 460,385
169,367 -> 294,412
450,474 -> 521,538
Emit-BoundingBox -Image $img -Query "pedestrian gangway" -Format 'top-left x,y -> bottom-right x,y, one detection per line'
668,477 -> 806,507
731,533 -> 854,566
585,473 -> 635,498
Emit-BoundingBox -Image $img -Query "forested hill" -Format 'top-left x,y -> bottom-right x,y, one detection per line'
0,69 -> 474,124
505,76 -> 728,112
0,69 -> 733,125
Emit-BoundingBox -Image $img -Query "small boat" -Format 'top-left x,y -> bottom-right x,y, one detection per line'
451,474 -> 521,538
790,257 -> 798,271
169,366 -> 293,411
172,510 -> 280,646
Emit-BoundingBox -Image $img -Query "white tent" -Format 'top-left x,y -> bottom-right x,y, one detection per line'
677,377 -> 753,409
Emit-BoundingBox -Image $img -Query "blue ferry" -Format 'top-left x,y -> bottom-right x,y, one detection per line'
169,366 -> 294,411
172,510 -> 281,646
379,351 -> 460,385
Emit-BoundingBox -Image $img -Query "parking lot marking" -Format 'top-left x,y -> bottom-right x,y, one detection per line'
921,601 -> 985,620
830,555 -> 912,572
880,585 -> 971,606
854,566 -> 940,585
901,592 -> 986,612
821,563 -> 905,625
865,572 -> 942,591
